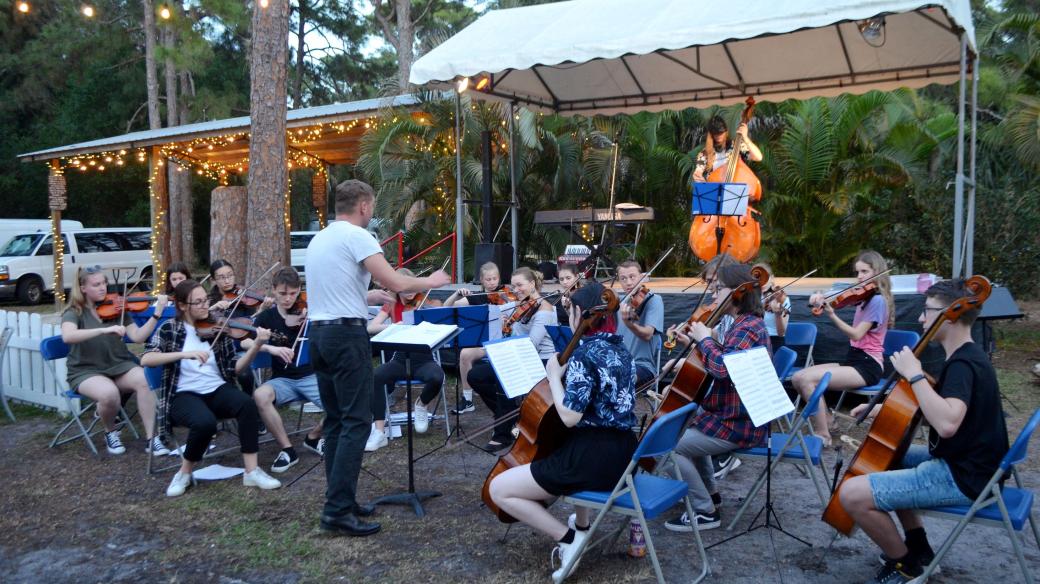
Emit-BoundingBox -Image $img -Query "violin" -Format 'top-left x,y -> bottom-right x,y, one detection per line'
823,276 -> 992,535
626,285 -> 652,318
663,301 -> 717,350
483,288 -> 621,523
764,286 -> 790,317
502,296 -> 539,336
487,288 -> 519,305
195,315 -> 289,345
284,292 -> 308,328
809,282 -> 878,316
96,293 -> 157,321
222,285 -> 267,308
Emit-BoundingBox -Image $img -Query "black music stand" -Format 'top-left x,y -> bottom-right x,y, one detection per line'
691,182 -> 750,256
371,327 -> 462,517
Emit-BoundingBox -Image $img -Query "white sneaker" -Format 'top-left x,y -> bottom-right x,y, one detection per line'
243,467 -> 282,490
166,471 -> 193,497
104,430 -> 126,455
413,400 -> 430,434
551,529 -> 588,582
365,426 -> 388,452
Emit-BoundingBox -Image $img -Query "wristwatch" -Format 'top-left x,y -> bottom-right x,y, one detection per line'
907,373 -> 927,385
150,313 -> 161,321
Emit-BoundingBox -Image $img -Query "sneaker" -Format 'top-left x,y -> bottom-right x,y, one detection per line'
271,449 -> 299,474
303,437 -> 325,457
166,471 -> 193,497
870,557 -> 923,584
712,454 -> 741,480
551,529 -> 588,582
145,436 -> 170,456
664,509 -> 721,532
880,549 -> 937,574
258,421 -> 268,436
105,430 -> 126,455
243,467 -> 282,490
451,398 -> 475,415
413,400 -> 430,434
566,513 -> 590,532
365,426 -> 388,452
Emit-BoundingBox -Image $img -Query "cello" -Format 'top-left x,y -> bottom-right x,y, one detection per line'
482,287 -> 621,523
688,96 -> 763,263
822,275 -> 992,535
639,266 -> 768,470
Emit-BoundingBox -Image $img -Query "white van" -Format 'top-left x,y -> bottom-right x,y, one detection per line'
290,222 -> 388,277
0,219 -> 83,251
0,227 -> 153,304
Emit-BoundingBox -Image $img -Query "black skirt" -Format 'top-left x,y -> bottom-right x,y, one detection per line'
842,347 -> 883,387
530,426 -> 638,496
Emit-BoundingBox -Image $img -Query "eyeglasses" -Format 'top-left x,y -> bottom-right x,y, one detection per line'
922,306 -> 945,314
185,299 -> 209,307
83,265 -> 103,274
214,274 -> 235,282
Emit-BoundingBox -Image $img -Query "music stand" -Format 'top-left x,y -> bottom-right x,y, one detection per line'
691,182 -> 750,256
371,327 -> 462,517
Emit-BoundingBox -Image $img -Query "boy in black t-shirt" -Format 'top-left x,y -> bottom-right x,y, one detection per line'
841,279 -> 1009,584
244,267 -> 325,473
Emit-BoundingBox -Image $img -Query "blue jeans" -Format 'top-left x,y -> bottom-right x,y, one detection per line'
868,445 -> 973,512
310,324 -> 372,518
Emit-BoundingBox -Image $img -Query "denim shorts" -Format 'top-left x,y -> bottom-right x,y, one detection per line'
265,375 -> 323,410
868,445 -> 972,512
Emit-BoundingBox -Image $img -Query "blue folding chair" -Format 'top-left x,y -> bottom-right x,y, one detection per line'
771,347 -> 798,431
917,407 -> 1040,582
782,322 -> 817,380
832,329 -> 921,415
727,372 -> 831,529
559,402 -> 709,584
42,335 -> 139,455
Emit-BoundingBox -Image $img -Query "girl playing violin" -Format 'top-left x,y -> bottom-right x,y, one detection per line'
754,262 -> 790,350
488,281 -> 636,581
468,267 -> 558,453
792,250 -> 894,446
365,268 -> 444,451
207,259 -> 274,318
141,279 -> 282,497
443,261 -> 510,415
60,265 -> 170,456
164,262 -> 192,295
554,264 -> 582,325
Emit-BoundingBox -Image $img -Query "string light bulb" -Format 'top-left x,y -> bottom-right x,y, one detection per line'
17,2 -> 30,13
81,4 -> 94,17
159,6 -> 171,19
259,0 -> 269,7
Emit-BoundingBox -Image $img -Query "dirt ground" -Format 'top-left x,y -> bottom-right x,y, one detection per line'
1,303 -> 1038,583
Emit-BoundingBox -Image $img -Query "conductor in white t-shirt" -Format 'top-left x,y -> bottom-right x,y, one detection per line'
305,180 -> 450,537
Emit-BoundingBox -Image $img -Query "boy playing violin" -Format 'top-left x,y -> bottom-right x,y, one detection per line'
839,279 -> 1008,583
616,260 -> 663,387
243,267 -> 326,473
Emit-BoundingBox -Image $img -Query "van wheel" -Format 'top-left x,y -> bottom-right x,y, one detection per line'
17,276 -> 44,305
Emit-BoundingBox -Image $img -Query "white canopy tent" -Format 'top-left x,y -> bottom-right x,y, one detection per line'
411,0 -> 978,278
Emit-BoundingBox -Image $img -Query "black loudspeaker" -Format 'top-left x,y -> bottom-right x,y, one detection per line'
474,243 -> 513,283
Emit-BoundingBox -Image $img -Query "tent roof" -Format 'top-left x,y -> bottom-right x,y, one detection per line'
410,0 -> 974,115
18,94 -> 420,163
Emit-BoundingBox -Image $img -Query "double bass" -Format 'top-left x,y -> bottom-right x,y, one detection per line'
822,275 -> 992,535
689,97 -> 763,263
481,288 -> 621,523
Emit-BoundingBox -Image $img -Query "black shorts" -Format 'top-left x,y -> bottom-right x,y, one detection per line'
530,427 -> 637,496
842,347 -> 883,387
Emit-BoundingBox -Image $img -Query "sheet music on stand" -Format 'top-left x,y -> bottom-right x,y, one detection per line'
483,336 -> 548,399
722,346 -> 793,427
370,321 -> 459,347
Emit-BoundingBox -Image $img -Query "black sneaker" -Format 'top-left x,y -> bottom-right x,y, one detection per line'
451,398 -> 475,415
870,557 -> 922,584
258,421 -> 268,436
303,437 -> 325,457
712,454 -> 741,479
880,548 -> 937,574
271,449 -> 299,473
664,509 -> 721,532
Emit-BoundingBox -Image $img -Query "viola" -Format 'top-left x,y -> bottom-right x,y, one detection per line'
809,282 -> 878,316
96,293 -> 157,321
195,315 -> 289,345
688,96 -> 763,263
640,266 -> 768,471
823,276 -> 992,535
483,287 -> 621,523
502,296 -> 539,336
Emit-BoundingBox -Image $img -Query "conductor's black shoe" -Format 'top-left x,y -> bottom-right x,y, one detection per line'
355,503 -> 377,517
319,514 -> 380,537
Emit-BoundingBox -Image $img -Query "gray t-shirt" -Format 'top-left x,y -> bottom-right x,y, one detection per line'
617,293 -> 663,373
511,306 -> 559,360
305,220 -> 383,320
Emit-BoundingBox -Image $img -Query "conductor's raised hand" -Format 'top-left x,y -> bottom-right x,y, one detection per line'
427,270 -> 451,289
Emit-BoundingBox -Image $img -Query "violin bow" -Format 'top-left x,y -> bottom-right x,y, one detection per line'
762,268 -> 819,305
211,262 -> 280,346
618,246 -> 674,307
415,255 -> 452,311
816,268 -> 892,302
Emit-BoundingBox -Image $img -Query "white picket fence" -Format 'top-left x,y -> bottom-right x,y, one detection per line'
1,309 -> 73,413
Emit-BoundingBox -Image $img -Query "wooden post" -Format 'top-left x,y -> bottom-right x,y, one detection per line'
48,161 -> 67,310
149,146 -> 169,286
312,169 -> 328,228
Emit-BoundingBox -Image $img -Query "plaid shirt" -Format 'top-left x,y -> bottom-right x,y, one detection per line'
145,319 -> 238,435
690,313 -> 771,448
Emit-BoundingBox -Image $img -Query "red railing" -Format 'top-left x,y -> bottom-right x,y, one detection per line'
381,230 -> 457,283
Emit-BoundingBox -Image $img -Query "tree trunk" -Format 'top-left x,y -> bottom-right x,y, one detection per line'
163,26 -> 183,263
395,0 -> 413,91
210,186 -> 248,275
143,0 -> 164,275
178,71 -> 195,264
293,0 -> 306,108
142,0 -> 161,130
246,0 -> 290,286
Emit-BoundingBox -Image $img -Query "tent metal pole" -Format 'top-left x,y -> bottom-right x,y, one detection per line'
966,53 -> 978,277
952,33 -> 967,278
508,102 -> 519,271
455,92 -> 465,283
